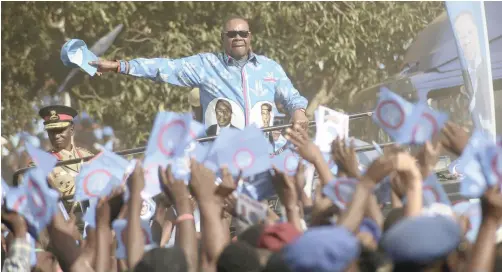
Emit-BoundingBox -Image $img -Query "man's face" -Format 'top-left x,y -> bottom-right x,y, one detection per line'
222,19 -> 252,60
261,105 -> 271,127
47,125 -> 73,150
454,14 -> 480,63
215,101 -> 232,127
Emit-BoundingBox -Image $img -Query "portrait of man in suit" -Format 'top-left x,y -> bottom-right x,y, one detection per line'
206,98 -> 237,136
261,103 -> 272,128
454,11 -> 494,132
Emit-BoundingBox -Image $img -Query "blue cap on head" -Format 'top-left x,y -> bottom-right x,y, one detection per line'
282,226 -> 360,272
380,215 -> 462,264
61,39 -> 98,76
103,126 -> 114,137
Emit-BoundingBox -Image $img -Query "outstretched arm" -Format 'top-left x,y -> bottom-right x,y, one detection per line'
91,54 -> 207,88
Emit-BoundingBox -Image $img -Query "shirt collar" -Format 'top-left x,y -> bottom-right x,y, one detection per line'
223,51 -> 259,66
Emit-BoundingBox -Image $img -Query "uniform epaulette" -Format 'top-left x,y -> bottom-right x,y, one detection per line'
76,147 -> 94,156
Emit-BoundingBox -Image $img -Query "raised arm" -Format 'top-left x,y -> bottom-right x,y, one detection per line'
91,54 -> 207,88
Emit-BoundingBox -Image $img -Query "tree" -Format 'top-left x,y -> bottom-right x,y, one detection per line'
1,2 -> 444,148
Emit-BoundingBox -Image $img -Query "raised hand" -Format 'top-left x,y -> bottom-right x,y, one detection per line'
415,141 -> 442,177
394,152 -> 422,185
1,208 -> 27,238
88,59 -> 120,75
127,160 -> 145,195
159,165 -> 191,206
271,166 -> 298,210
295,162 -> 306,191
332,137 -> 360,178
107,187 -> 126,224
481,186 -> 502,223
441,121 -> 470,156
96,197 -> 111,228
363,153 -> 398,184
189,159 -> 217,202
215,167 -> 238,200
285,124 -> 322,164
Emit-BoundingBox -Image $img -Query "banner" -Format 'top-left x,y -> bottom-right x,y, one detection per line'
446,1 -> 496,139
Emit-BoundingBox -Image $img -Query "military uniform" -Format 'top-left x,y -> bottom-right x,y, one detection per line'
31,105 -> 94,232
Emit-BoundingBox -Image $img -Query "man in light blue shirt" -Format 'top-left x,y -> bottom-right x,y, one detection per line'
90,16 -> 309,131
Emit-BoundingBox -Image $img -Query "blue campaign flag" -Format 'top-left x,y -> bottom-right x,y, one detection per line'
239,170 -> 276,201
271,149 -> 301,176
5,185 -> 28,215
216,125 -> 272,177
184,119 -> 206,147
170,155 -> 191,183
25,142 -> 58,176
82,199 -> 98,228
7,168 -> 60,237
60,39 -> 99,76
477,137 -> 502,187
145,112 -> 192,160
142,154 -> 165,198
372,87 -> 414,141
75,150 -> 129,202
422,174 -> 451,207
397,103 -> 449,145
322,177 -> 358,210
113,218 -> 155,260
455,130 -> 494,198
188,141 -> 210,163
204,128 -> 241,172
453,201 -> 482,243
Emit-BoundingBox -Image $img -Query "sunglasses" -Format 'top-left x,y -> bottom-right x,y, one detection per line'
224,31 -> 250,38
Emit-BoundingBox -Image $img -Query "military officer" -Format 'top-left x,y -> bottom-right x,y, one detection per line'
31,105 -> 93,214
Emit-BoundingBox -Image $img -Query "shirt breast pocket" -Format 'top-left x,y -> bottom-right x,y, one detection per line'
249,78 -> 275,98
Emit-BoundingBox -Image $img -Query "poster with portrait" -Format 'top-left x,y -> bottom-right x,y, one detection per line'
249,101 -> 275,129
204,98 -> 245,137
446,2 -> 496,140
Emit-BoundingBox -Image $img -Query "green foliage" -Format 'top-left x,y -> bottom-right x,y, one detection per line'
1,1 -> 444,147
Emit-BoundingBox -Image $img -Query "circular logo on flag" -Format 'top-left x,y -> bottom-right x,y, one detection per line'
27,179 -> 47,217
333,178 -> 357,206
12,195 -> 27,212
423,185 -> 440,204
83,169 -> 112,198
233,148 -> 255,170
157,120 -> 187,156
411,112 -> 438,143
376,100 -> 405,130
144,162 -> 161,185
284,153 -> 299,174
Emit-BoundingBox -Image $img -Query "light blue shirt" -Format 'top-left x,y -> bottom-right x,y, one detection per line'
119,52 -> 308,129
